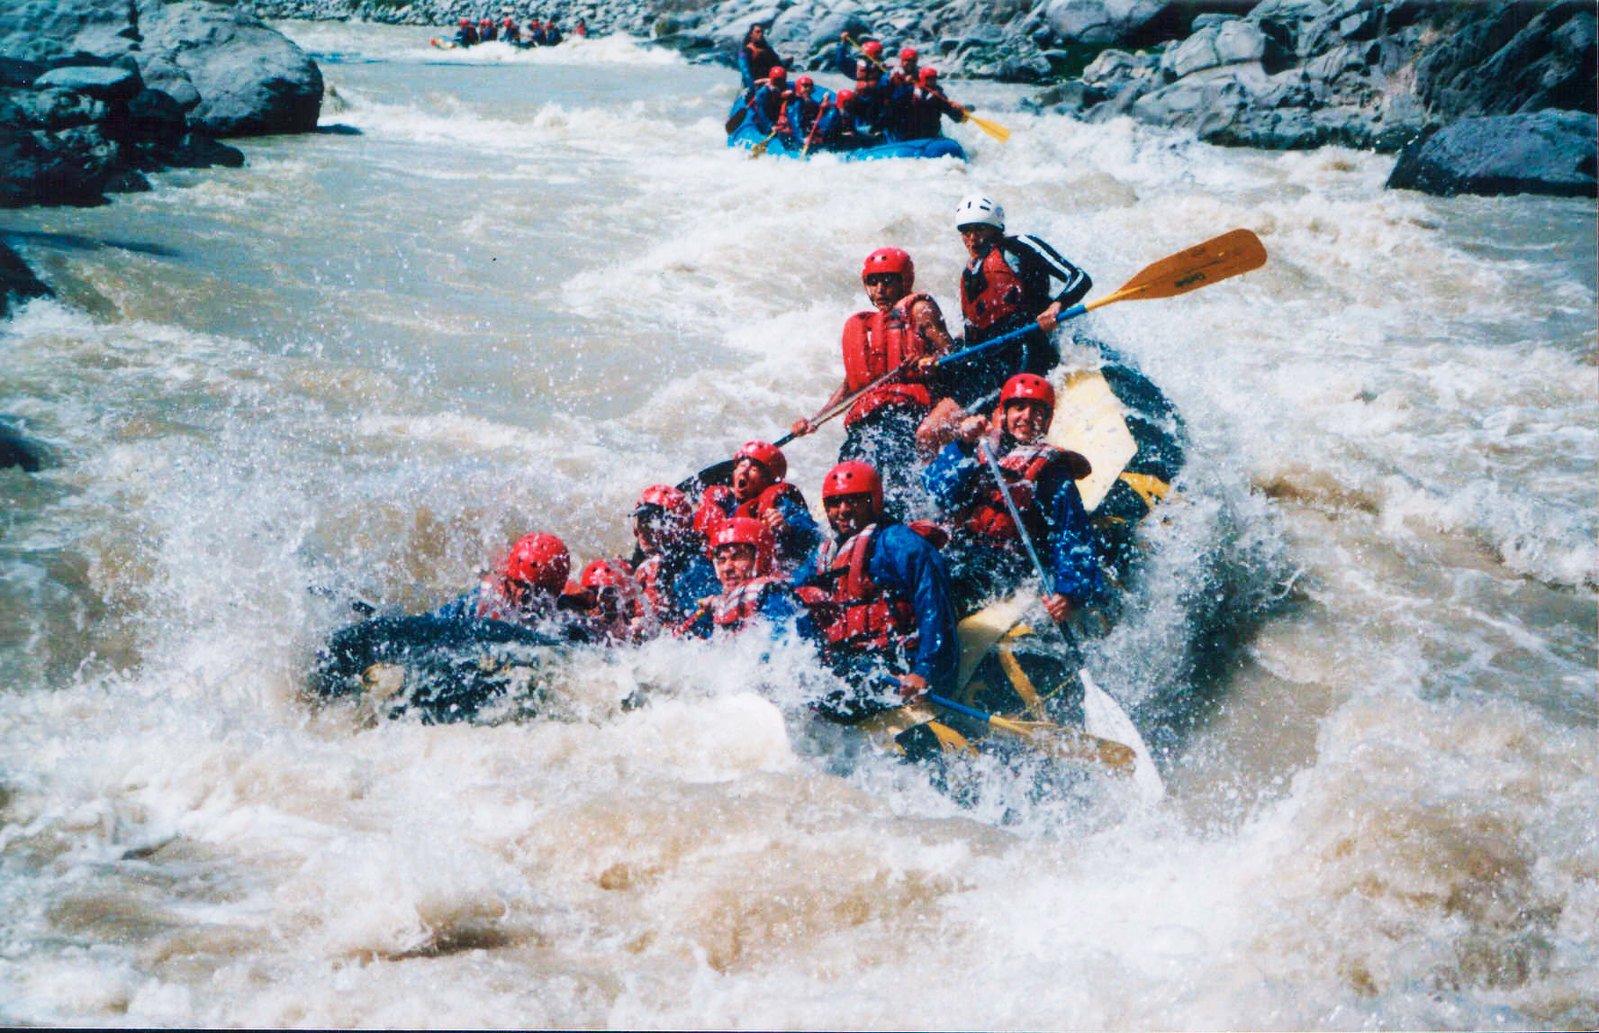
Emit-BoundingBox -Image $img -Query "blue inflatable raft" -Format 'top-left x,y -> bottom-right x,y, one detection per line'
727,121 -> 966,162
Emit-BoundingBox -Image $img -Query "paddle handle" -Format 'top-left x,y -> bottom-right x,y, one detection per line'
926,693 -> 991,724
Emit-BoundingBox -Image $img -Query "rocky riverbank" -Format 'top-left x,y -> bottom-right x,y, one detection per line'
1,0 -> 324,209
248,0 -> 1595,198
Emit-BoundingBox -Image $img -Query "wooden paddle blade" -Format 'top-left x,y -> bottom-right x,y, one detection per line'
987,714 -> 1137,773
1090,228 -> 1267,309
967,113 -> 1010,142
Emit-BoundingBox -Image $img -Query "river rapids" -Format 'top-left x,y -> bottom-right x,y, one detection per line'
1,22 -> 1594,1030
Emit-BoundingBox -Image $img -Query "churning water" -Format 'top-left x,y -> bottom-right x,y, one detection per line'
1,21 -> 1594,1029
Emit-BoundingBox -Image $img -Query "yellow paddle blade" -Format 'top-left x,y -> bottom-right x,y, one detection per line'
965,113 -> 1010,142
748,134 -> 775,159
1086,228 -> 1267,310
986,713 -> 1138,773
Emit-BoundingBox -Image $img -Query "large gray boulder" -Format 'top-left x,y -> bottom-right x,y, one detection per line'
1386,109 -> 1598,197
0,0 -> 322,138
136,1 -> 322,135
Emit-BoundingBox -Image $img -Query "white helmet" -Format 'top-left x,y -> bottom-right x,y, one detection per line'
954,195 -> 1004,231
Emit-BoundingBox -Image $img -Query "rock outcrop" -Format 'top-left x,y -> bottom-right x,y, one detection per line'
0,0 -> 323,209
1054,0 -> 1596,164
1386,110 -> 1598,197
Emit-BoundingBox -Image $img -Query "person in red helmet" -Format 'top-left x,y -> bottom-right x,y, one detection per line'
692,440 -> 823,574
790,246 -> 956,516
923,373 -> 1103,620
835,33 -> 888,133
452,16 -> 479,47
630,484 -> 721,628
745,64 -> 793,136
792,461 -> 958,719
683,518 -> 815,640
782,74 -> 843,151
501,15 -> 521,45
478,16 -> 496,42
431,531 -> 595,640
899,66 -> 965,140
571,557 -> 645,643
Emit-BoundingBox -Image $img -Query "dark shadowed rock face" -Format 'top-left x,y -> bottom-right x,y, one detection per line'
1386,109 -> 1598,197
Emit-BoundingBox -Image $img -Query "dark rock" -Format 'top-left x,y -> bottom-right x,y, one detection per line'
0,122 -> 120,206
1386,109 -> 1598,197
1415,0 -> 1596,119
0,420 -> 53,472
0,239 -> 52,317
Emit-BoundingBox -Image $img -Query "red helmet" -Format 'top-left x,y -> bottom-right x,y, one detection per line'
821,460 -> 883,516
479,17 -> 491,25
795,75 -> 814,90
711,516 -> 774,574
768,66 -> 787,82
734,439 -> 787,481
503,16 -> 514,25
580,558 -> 632,590
634,483 -> 692,522
837,89 -> 856,106
501,532 -> 570,595
861,246 -> 914,289
1000,373 -> 1056,411
862,40 -> 884,58
900,47 -> 918,62
919,66 -> 938,83
459,17 -> 470,26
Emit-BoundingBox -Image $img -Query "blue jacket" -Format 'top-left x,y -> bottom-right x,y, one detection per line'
641,549 -> 721,624
923,435 -> 1106,605
747,83 -> 787,134
792,522 -> 959,695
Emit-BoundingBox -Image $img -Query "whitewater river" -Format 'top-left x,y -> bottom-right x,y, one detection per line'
2,22 -> 1594,1029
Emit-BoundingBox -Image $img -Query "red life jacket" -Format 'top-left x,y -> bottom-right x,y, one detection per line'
965,442 -> 1066,541
800,525 -> 918,656
840,292 -> 938,426
960,243 -> 1028,332
710,576 -> 782,633
694,482 -> 802,542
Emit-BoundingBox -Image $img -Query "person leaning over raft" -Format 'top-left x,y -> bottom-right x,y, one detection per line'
692,440 -> 822,576
952,194 -> 1093,394
792,461 -> 958,720
431,531 -> 596,641
684,518 -> 815,641
923,374 -> 1105,621
789,246 -> 956,517
629,484 -> 721,630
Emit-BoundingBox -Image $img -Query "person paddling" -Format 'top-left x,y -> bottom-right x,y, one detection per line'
431,532 -> 595,641
923,374 -> 1103,620
693,440 -> 822,575
451,17 -> 478,47
952,195 -> 1093,391
683,518 -> 814,641
630,484 -> 721,629
790,247 -> 956,516
899,68 -> 965,140
834,34 -> 887,133
745,66 -> 792,137
792,461 -> 958,720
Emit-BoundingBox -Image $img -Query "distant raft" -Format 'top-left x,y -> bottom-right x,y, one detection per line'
727,121 -> 967,162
